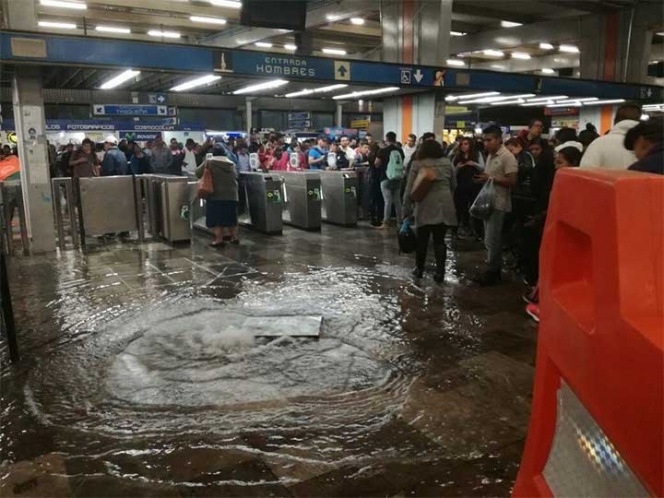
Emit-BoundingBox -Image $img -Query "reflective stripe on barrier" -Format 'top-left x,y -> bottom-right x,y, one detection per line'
513,169 -> 663,497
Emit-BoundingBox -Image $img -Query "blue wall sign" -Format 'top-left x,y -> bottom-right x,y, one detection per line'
93,104 -> 169,116
1,32 -> 662,102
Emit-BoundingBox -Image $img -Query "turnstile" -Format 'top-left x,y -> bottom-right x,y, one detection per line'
139,175 -> 193,242
354,166 -> 372,220
78,176 -> 141,237
193,172 -> 283,235
320,170 -> 358,226
280,171 -> 321,230
0,181 -> 30,255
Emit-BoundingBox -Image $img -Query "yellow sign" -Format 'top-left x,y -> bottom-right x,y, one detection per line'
350,119 -> 369,129
456,121 -> 466,129
446,106 -> 468,115
7,132 -> 17,144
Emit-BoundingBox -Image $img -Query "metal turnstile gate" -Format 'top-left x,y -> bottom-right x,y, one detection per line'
320,170 -> 358,226
78,176 -> 143,238
0,181 -> 29,255
280,171 -> 321,230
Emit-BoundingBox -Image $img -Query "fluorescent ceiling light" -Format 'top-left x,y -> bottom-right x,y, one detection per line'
171,74 -> 221,92
326,14 -> 340,21
446,59 -> 465,67
322,48 -> 347,55
284,44 -> 297,50
501,20 -> 522,28
511,52 -> 531,60
656,32 -> 664,36
350,17 -> 365,25
450,31 -> 466,36
332,87 -> 400,100
100,69 -> 140,90
208,0 -> 242,8
547,102 -> 582,108
148,30 -> 181,38
483,49 -> 504,57
95,25 -> 131,34
641,114 -> 650,120
190,16 -> 227,25
521,102 -> 552,107
233,79 -> 289,95
490,64 -> 506,70
541,68 -> 556,74
559,44 -> 579,53
446,91 -> 500,102
539,42 -> 554,50
39,0 -> 86,10
285,84 -> 348,98
554,97 -> 599,104
255,42 -> 273,48
38,21 -> 77,29
526,95 -> 568,103
583,99 -> 626,106
458,93 -> 535,105
490,99 -> 526,106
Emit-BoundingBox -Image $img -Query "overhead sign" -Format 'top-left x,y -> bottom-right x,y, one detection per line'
1,119 -> 203,133
93,104 -> 168,116
119,131 -> 162,141
147,93 -> 168,105
288,120 -> 311,129
350,119 -> 369,129
288,112 -> 310,121
334,60 -> 350,81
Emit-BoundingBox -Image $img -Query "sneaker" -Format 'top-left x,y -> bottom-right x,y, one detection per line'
525,303 -> 540,323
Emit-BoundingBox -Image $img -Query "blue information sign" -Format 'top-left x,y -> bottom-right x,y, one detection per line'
93,104 -> 169,116
147,93 -> 168,105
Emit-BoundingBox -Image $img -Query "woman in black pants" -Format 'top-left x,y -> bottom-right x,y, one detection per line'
402,140 -> 457,283
452,137 -> 483,238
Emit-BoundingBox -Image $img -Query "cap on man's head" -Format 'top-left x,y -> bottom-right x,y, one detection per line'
105,135 -> 118,145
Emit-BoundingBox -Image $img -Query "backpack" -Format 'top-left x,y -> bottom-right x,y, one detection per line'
386,148 -> 404,180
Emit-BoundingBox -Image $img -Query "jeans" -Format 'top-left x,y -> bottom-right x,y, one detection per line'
380,179 -> 402,223
416,223 -> 448,275
483,209 -> 507,272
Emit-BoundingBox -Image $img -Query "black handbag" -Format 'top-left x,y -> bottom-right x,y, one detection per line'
397,224 -> 417,254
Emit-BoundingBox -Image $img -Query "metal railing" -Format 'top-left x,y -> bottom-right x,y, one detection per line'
52,177 -> 80,251
0,181 -> 29,256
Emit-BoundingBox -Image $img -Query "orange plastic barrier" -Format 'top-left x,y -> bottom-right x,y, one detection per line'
0,155 -> 20,181
513,169 -> 663,497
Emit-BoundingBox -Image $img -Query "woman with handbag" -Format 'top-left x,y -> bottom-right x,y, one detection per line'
402,140 -> 457,282
195,144 -> 239,248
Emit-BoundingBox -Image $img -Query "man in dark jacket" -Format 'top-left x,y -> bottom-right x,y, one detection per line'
101,136 -> 128,176
625,117 -> 663,175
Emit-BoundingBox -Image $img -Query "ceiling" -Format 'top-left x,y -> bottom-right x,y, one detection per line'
1,0 -> 663,83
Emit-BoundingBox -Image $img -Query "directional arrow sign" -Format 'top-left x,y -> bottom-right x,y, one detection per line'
157,94 -> 166,104
94,105 -> 105,114
334,60 -> 351,81
414,69 -> 424,83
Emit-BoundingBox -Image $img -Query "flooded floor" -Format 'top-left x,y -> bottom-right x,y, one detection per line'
1,223 -> 537,497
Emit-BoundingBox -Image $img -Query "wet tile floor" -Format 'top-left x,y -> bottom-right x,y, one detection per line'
1,223 -> 538,497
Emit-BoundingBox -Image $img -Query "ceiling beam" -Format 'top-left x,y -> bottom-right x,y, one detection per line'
470,53 -> 580,72
317,21 -> 381,38
451,4 -> 537,25
450,17 -> 581,55
202,0 -> 377,48
81,0 -> 240,19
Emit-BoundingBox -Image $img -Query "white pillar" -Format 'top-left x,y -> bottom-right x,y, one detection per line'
245,97 -> 253,134
335,102 -> 344,128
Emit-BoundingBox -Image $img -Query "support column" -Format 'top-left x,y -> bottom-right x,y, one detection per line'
335,102 -> 343,128
4,0 -> 56,253
245,97 -> 253,134
12,68 -> 56,254
381,0 -> 452,142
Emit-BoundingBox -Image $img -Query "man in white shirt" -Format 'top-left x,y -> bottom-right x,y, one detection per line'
403,133 -> 417,165
339,135 -> 356,168
182,138 -> 198,174
580,104 -> 641,170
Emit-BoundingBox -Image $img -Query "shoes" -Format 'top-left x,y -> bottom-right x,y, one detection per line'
210,240 -> 225,248
476,271 -> 501,287
230,238 -> 240,245
433,273 -> 445,284
411,267 -> 423,279
374,223 -> 388,230
522,288 -> 539,304
526,303 -> 540,323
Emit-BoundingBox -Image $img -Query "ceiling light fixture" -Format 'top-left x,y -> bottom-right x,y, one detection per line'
541,68 -> 556,74
171,74 -> 222,92
326,14 -> 340,21
100,69 -> 140,90
350,17 -> 365,25
255,42 -> 273,48
95,25 -> 131,34
521,101 -> 552,107
322,48 -> 347,55
148,30 -> 181,38
333,87 -> 400,100
39,0 -> 86,10
547,102 -> 582,108
38,20 -> 77,29
208,0 -> 242,8
233,79 -> 289,95
526,95 -> 568,103
582,99 -> 626,106
483,49 -> 504,57
511,52 -> 531,60
539,42 -> 554,50
446,59 -> 465,67
285,84 -> 348,98
458,93 -> 535,105
446,91 -> 500,102
284,44 -> 297,50
500,20 -> 522,28
553,97 -> 599,104
559,44 -> 579,53
190,16 -> 227,25
450,31 -> 467,36
490,99 -> 526,106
